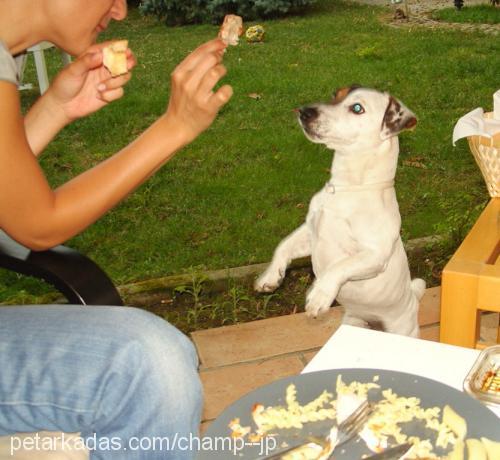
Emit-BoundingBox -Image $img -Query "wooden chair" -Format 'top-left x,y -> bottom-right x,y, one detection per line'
440,198 -> 500,348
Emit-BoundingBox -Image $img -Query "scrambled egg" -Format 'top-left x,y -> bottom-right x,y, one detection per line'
228,375 -> 495,460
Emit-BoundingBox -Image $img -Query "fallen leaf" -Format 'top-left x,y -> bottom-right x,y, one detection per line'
407,156 -> 425,162
403,160 -> 427,169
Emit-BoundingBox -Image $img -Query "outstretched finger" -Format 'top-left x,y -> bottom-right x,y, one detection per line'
175,39 -> 227,75
67,52 -> 103,78
198,64 -> 227,101
208,84 -> 233,111
98,72 -> 132,92
99,87 -> 125,103
183,52 -> 222,92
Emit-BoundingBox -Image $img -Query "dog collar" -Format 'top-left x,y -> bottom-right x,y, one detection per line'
324,180 -> 395,194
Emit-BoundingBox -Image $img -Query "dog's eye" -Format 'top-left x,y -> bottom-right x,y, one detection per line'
350,103 -> 365,114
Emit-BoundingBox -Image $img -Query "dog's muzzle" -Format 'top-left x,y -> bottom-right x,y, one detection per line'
298,106 -> 319,125
298,106 -> 321,139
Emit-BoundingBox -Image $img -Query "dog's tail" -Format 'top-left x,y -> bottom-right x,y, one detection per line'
411,278 -> 426,301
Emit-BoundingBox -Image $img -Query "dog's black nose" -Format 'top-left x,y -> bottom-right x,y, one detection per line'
299,106 -> 318,123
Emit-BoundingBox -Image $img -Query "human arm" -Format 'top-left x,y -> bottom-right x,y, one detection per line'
23,44 -> 136,156
0,39 -> 231,250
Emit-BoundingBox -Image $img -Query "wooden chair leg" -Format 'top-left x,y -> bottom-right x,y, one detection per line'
440,265 -> 481,348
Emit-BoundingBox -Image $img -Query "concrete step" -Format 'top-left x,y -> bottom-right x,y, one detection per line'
193,286 -> 443,424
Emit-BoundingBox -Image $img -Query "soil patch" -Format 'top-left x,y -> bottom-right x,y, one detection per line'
126,239 -> 449,335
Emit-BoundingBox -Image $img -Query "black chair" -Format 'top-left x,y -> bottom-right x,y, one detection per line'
0,231 -> 123,306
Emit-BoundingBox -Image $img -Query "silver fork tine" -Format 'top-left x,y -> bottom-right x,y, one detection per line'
337,400 -> 372,446
338,399 -> 369,430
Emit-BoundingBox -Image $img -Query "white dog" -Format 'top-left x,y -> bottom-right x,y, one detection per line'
255,86 -> 425,337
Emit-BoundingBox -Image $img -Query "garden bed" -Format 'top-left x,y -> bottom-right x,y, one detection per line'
125,236 -> 448,335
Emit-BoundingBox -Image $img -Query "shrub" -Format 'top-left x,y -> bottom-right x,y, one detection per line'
139,0 -> 317,25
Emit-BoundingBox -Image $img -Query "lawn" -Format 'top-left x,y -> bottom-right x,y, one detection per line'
2,0 -> 498,304
432,5 -> 500,24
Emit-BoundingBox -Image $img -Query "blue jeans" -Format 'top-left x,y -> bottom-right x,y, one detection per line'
0,305 -> 203,459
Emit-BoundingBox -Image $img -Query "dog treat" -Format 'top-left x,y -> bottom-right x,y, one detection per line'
218,14 -> 243,46
102,40 -> 128,77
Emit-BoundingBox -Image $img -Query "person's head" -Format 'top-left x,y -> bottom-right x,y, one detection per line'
42,0 -> 127,55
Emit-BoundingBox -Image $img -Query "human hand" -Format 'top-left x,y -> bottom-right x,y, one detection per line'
43,42 -> 136,123
164,39 -> 233,144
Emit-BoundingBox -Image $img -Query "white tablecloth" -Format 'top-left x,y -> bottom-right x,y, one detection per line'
302,325 -> 499,418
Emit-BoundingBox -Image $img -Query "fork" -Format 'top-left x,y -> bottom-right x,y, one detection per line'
330,399 -> 373,449
260,399 -> 373,460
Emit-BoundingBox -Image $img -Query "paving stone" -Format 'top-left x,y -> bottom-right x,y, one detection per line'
420,324 -> 440,342
200,355 -> 305,421
301,350 -> 319,364
418,286 -> 440,326
193,287 -> 441,369
192,309 -> 344,369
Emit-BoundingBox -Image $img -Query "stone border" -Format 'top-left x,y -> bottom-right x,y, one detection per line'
19,235 -> 445,306
118,234 -> 445,302
386,9 -> 499,35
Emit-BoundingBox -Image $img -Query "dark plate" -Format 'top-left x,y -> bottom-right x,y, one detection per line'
197,368 -> 500,459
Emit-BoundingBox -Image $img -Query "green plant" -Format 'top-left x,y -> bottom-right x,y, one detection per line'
174,266 -> 210,328
355,45 -> 382,59
227,284 -> 251,322
210,278 -> 251,324
139,0 -> 317,25
433,196 -> 488,251
254,293 -> 278,319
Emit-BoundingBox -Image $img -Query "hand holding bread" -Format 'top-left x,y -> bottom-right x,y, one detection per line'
163,16 -> 242,143
163,39 -> 233,145
42,43 -> 135,124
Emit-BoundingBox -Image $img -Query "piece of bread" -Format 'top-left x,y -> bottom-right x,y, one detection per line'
103,40 -> 128,77
218,15 -> 243,46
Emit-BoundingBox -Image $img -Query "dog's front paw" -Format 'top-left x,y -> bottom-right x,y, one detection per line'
254,267 -> 285,293
305,284 -> 337,318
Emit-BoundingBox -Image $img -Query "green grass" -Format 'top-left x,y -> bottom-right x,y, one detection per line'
2,1 -> 498,304
432,5 -> 500,24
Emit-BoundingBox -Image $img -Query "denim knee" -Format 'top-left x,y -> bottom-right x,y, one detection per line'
85,307 -> 203,437
115,307 -> 199,370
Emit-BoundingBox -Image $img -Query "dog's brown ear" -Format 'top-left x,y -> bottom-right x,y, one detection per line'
380,96 -> 417,140
332,84 -> 362,105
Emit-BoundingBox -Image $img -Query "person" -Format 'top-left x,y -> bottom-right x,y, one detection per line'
0,0 -> 233,458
